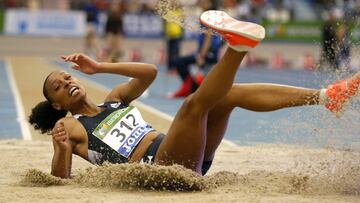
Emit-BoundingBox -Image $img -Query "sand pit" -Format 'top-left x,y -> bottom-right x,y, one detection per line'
4,51 -> 360,202
1,139 -> 359,203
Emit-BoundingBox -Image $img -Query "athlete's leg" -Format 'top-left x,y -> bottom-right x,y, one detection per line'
223,83 -> 320,112
155,48 -> 247,173
155,11 -> 265,174
203,69 -> 360,163
203,83 -> 320,163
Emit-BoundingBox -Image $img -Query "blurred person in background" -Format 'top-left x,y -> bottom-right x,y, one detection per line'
337,0 -> 355,70
321,8 -> 340,71
221,0 -> 238,18
140,0 -> 157,13
83,0 -> 100,59
164,1 -> 184,74
169,0 -> 222,98
103,0 -> 125,62
235,0 -> 251,20
337,23 -> 351,70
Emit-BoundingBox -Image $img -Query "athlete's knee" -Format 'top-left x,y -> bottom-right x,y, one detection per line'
216,86 -> 238,109
181,94 -> 206,116
223,84 -> 244,106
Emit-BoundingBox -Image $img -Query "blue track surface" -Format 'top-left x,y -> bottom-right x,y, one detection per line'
54,61 -> 360,149
0,61 -> 22,139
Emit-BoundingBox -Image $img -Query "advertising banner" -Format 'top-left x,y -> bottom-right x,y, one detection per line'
263,20 -> 360,43
5,9 -> 86,36
262,20 -> 323,42
123,13 -> 163,38
0,9 -> 4,33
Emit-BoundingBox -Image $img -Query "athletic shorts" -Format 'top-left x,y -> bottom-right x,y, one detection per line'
142,133 -> 213,175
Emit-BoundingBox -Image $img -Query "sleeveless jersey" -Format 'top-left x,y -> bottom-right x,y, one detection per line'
74,101 -> 154,165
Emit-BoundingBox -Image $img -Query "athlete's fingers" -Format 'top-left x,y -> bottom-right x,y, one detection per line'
61,56 -> 69,61
57,128 -> 66,136
53,134 -> 68,142
64,56 -> 71,62
66,54 -> 77,62
55,126 -> 65,132
53,129 -> 68,141
69,54 -> 76,61
75,53 -> 82,61
52,127 -> 60,135
52,122 -> 65,134
53,129 -> 66,137
72,64 -> 80,71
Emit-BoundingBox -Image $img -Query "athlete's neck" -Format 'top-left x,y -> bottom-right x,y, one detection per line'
69,98 -> 101,117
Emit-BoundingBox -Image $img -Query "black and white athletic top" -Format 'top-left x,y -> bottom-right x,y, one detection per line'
74,101 -> 154,165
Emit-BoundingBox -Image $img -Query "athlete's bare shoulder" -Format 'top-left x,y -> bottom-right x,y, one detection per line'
54,117 -> 87,144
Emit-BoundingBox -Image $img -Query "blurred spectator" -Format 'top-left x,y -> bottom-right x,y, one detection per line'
265,0 -> 291,23
103,0 -> 125,62
337,0 -> 355,70
164,1 -> 184,73
320,8 -> 340,71
127,0 -> 142,13
221,0 -> 238,18
236,0 -> 251,20
140,0 -> 157,13
83,0 -> 100,59
27,0 -> 40,10
3,0 -> 21,8
337,23 -> 351,69
169,0 -> 222,98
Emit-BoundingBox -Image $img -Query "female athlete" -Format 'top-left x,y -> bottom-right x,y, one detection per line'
29,11 -> 360,178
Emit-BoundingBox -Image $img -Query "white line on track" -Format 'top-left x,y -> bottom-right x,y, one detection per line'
5,59 -> 32,140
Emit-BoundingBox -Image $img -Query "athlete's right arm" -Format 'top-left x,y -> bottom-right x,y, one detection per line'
51,119 -> 73,178
51,117 -> 88,178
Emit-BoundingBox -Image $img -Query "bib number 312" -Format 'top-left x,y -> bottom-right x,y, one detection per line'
92,106 -> 153,158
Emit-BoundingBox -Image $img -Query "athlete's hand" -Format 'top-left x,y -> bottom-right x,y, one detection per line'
52,121 -> 72,151
61,53 -> 99,75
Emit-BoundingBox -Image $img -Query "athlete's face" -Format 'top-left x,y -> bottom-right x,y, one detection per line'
44,70 -> 86,111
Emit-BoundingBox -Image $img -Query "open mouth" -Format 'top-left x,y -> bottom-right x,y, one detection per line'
68,86 -> 80,96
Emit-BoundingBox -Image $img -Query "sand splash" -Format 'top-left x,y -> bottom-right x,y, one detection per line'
19,163 -> 238,191
20,169 -> 68,187
155,0 -> 215,35
20,159 -> 360,195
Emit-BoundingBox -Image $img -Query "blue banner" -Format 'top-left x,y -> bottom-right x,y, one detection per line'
123,13 -> 163,38
5,9 -> 86,36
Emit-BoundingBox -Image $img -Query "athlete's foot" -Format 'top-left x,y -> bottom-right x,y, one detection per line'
200,10 -> 265,52
324,74 -> 360,113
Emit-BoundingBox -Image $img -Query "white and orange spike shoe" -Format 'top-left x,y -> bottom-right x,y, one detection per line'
200,10 -> 265,52
324,76 -> 360,113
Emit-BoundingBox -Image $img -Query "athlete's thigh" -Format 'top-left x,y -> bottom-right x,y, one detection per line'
154,95 -> 208,174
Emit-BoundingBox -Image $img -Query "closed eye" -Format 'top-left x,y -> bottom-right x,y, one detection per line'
53,80 -> 60,91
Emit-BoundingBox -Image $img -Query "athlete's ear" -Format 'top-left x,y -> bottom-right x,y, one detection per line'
52,103 -> 62,111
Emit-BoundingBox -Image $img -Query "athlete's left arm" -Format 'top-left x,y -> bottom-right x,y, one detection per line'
99,62 -> 157,104
62,53 -> 157,104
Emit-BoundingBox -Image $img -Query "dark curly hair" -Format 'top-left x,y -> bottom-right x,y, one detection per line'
28,73 -> 68,134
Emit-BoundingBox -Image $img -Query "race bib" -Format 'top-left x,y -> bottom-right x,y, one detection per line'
92,106 -> 153,158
